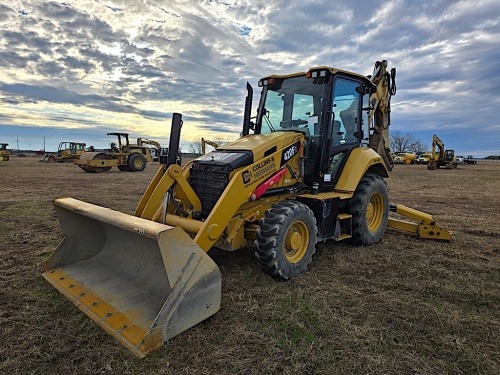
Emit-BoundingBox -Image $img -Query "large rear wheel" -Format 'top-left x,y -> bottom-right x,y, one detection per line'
128,153 -> 147,172
350,173 -> 389,245
254,200 -> 317,280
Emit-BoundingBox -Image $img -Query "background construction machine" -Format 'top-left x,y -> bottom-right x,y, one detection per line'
463,155 -> 477,165
40,142 -> 87,163
137,138 -> 162,160
201,137 -> 220,154
393,152 -> 416,165
43,60 -> 451,357
417,151 -> 435,164
0,143 -> 10,161
75,133 -> 156,172
427,135 -> 457,169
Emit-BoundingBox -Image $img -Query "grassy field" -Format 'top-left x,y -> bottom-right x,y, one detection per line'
1,158 -> 499,374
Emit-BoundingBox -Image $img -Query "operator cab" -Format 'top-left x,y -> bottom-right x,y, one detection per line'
107,132 -> 130,153
246,67 -> 375,190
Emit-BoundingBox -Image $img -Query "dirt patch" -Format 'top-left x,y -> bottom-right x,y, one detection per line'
1,158 -> 499,374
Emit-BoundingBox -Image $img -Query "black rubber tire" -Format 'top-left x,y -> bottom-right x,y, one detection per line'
254,200 -> 318,280
350,173 -> 389,245
128,153 -> 147,172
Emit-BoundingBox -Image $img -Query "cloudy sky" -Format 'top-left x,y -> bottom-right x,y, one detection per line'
0,0 -> 499,156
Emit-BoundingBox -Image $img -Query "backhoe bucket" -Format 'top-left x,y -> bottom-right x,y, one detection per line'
42,197 -> 221,358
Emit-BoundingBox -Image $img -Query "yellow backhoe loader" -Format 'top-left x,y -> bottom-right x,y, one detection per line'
40,142 -> 87,163
0,143 -> 10,161
201,137 -> 220,154
75,133 -> 154,172
42,60 -> 451,357
427,135 -> 457,169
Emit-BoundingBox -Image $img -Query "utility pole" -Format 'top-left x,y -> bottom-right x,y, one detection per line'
43,136 -> 46,152
17,137 -> 19,156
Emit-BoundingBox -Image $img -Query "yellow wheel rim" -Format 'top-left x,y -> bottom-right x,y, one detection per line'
366,192 -> 384,232
284,221 -> 309,263
133,156 -> 143,169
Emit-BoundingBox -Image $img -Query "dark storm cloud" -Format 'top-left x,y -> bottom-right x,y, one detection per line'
198,110 -> 241,125
0,51 -> 30,68
59,55 -> 95,74
3,30 -> 53,54
0,3 -> 13,22
0,82 -> 169,119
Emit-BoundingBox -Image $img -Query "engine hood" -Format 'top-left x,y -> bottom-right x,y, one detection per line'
217,131 -> 304,162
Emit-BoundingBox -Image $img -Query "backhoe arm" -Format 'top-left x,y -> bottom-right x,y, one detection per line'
367,60 -> 397,171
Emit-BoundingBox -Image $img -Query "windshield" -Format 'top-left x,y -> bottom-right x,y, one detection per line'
259,76 -> 326,135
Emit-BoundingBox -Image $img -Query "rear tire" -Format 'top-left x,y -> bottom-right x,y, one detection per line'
128,153 -> 146,172
350,173 -> 389,245
254,200 -> 317,280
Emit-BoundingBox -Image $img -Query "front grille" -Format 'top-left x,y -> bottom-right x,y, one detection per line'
190,162 -> 232,218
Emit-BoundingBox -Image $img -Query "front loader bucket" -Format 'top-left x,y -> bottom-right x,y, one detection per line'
42,197 -> 221,358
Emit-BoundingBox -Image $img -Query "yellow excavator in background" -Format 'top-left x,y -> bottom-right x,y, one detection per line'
0,143 -> 10,161
427,135 -> 457,169
137,138 -> 162,156
75,133 -> 156,172
42,60 -> 452,358
201,137 -> 220,154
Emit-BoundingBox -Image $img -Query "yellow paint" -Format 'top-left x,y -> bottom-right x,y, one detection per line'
335,148 -> 388,192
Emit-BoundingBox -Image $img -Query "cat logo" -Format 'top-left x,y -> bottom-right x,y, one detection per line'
242,170 -> 251,184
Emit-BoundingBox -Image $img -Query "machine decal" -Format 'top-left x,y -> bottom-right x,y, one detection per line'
253,156 -> 275,178
242,155 -> 277,188
280,141 -> 301,166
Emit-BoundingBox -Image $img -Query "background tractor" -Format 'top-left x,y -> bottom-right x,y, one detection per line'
75,133 -> 156,173
0,143 -> 10,161
40,142 -> 87,163
43,60 -> 451,357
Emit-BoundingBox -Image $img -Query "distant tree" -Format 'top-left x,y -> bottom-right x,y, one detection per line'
188,139 -> 202,154
390,131 -> 428,154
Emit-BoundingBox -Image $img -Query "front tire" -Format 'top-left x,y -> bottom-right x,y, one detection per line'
350,173 -> 389,245
254,200 -> 317,280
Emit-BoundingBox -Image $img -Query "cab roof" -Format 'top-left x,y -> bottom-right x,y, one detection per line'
260,66 -> 374,86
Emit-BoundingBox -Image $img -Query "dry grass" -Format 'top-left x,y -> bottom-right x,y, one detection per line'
1,158 -> 499,374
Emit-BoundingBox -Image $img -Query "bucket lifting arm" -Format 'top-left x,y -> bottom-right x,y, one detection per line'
387,204 -> 452,241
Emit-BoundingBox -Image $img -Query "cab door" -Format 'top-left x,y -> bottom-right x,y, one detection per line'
320,76 -> 363,189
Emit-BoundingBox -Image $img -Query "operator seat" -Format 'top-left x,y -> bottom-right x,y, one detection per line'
332,120 -> 342,146
340,101 -> 357,143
